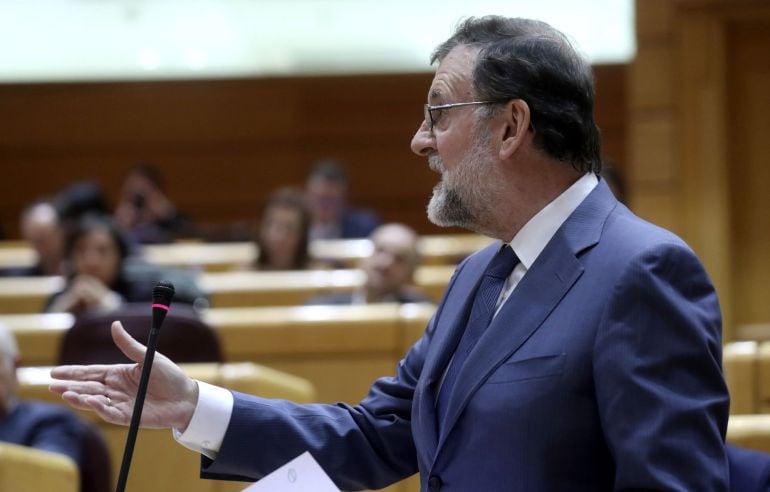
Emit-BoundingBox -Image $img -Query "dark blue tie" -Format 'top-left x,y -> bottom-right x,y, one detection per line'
435,245 -> 519,429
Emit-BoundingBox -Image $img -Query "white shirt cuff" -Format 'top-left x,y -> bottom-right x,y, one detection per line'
172,381 -> 234,460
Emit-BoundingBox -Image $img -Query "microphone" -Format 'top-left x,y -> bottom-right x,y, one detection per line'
115,281 -> 175,492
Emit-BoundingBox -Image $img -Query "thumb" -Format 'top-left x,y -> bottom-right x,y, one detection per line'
111,321 -> 147,363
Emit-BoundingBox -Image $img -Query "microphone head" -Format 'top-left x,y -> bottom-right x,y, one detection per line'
152,281 -> 175,307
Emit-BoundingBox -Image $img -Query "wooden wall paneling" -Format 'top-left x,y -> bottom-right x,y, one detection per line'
727,20 -> 770,326
628,1 -> 684,266
0,67 -> 625,239
630,0 -> 770,339
593,65 -> 628,169
677,9 -> 733,335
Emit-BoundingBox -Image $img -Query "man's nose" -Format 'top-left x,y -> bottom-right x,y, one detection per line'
410,120 -> 436,156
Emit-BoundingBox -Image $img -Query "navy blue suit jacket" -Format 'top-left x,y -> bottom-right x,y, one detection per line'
202,181 -> 729,490
0,400 -> 81,464
728,444 -> 770,492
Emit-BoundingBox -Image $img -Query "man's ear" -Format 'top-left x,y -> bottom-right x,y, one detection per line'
499,99 -> 532,160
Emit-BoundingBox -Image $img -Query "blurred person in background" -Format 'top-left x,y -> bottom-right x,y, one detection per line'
307,223 -> 432,305
0,322 -> 81,464
45,213 -> 206,314
1,200 -> 65,277
114,163 -> 194,244
305,160 -> 380,241
44,214 -> 137,314
54,181 -> 110,223
252,188 -> 312,271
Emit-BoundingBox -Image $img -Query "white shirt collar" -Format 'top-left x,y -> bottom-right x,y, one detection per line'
509,173 -> 598,269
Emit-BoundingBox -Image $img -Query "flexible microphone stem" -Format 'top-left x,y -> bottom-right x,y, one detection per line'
115,282 -> 174,492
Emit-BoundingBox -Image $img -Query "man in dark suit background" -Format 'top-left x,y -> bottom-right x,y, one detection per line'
307,223 -> 433,305
305,160 -> 380,240
51,16 -> 730,490
0,323 -> 81,464
0,201 -> 65,277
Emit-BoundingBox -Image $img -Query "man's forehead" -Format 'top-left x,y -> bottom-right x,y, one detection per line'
427,45 -> 479,102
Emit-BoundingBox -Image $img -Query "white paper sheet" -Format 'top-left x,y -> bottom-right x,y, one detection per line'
241,451 -> 340,492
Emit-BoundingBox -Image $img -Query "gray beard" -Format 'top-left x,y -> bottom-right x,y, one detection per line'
426,129 -> 495,230
427,180 -> 474,228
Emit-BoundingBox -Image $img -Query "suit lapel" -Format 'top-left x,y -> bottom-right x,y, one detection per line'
435,240 -> 583,451
413,244 -> 500,459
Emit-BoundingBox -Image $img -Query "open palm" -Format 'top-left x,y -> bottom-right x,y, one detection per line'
50,321 -> 198,431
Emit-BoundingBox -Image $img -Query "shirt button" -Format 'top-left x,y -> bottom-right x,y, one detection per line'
428,475 -> 442,492
202,440 -> 211,449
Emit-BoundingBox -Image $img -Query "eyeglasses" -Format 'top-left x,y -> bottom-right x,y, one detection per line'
423,101 -> 499,132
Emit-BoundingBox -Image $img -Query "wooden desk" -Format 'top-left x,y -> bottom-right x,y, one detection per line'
1,312 -> 73,365
0,266 -> 453,314
0,234 -> 493,273
736,323 -> 770,341
0,442 -> 78,492
417,233 -> 494,265
4,303 -> 436,405
199,269 -> 365,308
143,242 -> 256,272
0,276 -> 63,313
202,304 -> 434,404
728,414 -> 770,455
200,265 -> 453,308
0,244 -> 35,270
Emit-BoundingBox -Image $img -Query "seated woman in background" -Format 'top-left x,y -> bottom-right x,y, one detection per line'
44,214 -> 141,314
45,214 -> 207,314
252,188 -> 312,271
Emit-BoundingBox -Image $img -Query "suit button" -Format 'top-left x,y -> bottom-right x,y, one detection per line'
428,475 -> 442,491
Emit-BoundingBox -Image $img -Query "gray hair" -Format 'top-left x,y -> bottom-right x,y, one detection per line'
0,323 -> 19,365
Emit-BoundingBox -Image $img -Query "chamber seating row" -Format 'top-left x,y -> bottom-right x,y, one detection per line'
0,265 -> 455,314
3,303 -> 436,405
0,234 -> 493,272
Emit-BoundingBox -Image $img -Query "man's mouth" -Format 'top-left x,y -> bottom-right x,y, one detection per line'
428,154 -> 444,173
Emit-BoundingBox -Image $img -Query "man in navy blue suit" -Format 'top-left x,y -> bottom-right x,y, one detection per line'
52,16 -> 730,490
0,324 -> 81,464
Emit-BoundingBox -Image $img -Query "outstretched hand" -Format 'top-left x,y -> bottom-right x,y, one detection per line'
49,321 -> 199,431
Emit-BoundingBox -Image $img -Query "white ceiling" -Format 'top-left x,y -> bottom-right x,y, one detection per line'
0,0 -> 635,82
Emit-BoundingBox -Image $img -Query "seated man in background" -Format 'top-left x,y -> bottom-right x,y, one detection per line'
114,163 -> 195,244
305,160 -> 380,240
307,223 -> 432,305
0,322 -> 81,464
1,200 -> 65,277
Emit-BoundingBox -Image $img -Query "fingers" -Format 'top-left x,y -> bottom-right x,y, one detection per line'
49,379 -> 111,397
62,392 -> 130,426
111,321 -> 147,364
50,364 -> 116,382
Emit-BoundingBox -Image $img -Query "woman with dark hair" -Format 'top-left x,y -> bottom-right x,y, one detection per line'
44,214 -> 139,314
253,188 -> 312,271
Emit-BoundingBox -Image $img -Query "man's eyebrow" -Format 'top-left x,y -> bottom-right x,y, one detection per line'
429,88 -> 442,102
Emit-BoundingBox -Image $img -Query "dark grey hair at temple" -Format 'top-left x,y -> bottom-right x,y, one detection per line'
431,16 -> 602,174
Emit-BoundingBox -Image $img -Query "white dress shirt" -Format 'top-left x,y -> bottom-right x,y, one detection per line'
174,173 -> 599,458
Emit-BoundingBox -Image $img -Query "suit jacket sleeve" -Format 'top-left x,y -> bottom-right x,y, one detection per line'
199,327 -> 433,490
593,242 -> 729,490
199,259 -> 470,489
